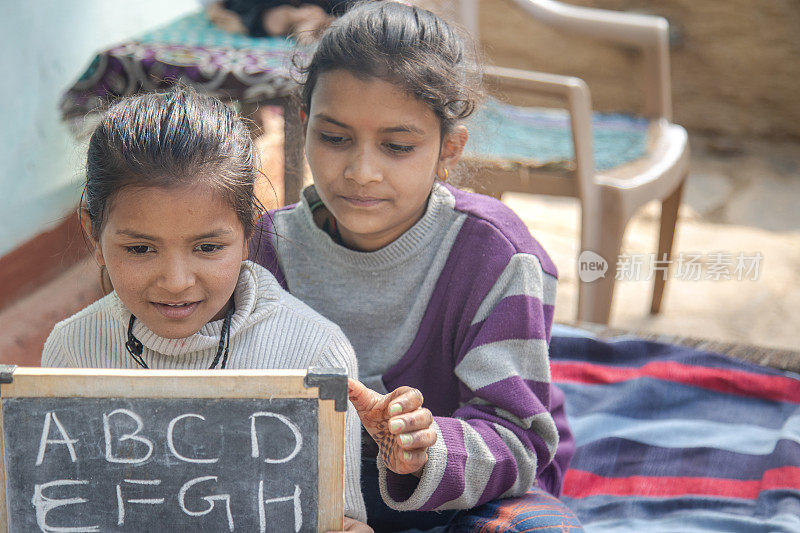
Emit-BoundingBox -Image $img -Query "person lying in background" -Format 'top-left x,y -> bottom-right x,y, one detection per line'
207,0 -> 352,42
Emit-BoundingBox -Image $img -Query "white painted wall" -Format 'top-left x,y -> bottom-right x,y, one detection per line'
0,0 -> 202,256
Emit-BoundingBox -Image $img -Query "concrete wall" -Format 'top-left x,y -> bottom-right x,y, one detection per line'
480,0 -> 800,139
0,1 -> 202,257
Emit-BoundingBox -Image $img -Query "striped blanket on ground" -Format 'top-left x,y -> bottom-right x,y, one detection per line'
548,330 -> 800,532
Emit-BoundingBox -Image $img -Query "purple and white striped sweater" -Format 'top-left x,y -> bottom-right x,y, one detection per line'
250,183 -> 574,511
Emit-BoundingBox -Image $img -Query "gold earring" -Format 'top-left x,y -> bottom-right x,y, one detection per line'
440,168 -> 449,182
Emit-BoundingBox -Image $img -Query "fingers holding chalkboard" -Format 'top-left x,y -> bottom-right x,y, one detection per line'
347,378 -> 384,418
347,379 -> 437,476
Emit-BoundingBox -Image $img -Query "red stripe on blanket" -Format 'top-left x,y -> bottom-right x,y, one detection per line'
563,467 -> 800,499
551,361 -> 800,403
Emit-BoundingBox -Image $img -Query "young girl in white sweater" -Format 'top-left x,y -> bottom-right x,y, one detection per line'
40,88 -> 375,530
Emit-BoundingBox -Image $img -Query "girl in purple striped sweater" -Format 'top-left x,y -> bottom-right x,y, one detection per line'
251,2 -> 581,531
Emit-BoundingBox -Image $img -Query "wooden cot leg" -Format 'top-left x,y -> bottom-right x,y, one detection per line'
476,179 -> 504,200
485,191 -> 504,200
239,101 -> 265,137
238,102 -> 285,209
651,178 -> 686,315
282,99 -> 306,205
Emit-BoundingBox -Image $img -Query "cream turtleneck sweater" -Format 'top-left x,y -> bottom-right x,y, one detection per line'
41,260 -> 366,522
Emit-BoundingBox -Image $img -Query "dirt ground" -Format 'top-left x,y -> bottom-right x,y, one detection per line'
504,134 -> 800,352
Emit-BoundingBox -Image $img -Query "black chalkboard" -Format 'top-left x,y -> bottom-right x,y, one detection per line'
0,367 -> 346,533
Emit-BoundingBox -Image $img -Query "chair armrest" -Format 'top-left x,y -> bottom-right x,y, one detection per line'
510,0 -> 666,49
485,65 -> 584,99
508,0 -> 672,120
483,65 -> 596,196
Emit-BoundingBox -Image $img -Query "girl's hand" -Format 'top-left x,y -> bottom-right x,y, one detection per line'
327,517 -> 374,532
291,4 -> 333,43
348,379 -> 436,476
206,2 -> 247,34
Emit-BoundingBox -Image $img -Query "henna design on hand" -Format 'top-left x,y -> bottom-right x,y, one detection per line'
374,426 -> 397,467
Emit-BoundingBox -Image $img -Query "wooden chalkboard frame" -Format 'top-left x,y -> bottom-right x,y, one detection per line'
0,366 -> 346,532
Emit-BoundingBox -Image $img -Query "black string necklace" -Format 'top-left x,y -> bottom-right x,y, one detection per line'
125,306 -> 234,369
310,199 -> 343,245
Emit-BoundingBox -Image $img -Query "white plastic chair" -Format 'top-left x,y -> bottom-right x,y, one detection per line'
431,0 -> 689,324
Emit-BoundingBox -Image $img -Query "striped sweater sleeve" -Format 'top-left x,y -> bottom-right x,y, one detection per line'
378,253 -> 559,510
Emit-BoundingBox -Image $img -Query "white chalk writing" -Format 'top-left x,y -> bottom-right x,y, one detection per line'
249,412 -> 303,464
116,479 -> 164,526
167,414 -> 219,464
36,413 -> 78,466
31,480 -> 98,532
102,409 -> 154,464
178,476 -> 234,532
258,482 -> 302,533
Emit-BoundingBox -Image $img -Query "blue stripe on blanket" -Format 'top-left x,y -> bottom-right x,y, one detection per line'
558,380 -> 798,428
570,437 -> 800,480
560,494 -> 800,533
568,413 -> 800,455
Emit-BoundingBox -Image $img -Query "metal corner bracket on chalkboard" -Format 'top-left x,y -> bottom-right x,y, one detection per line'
304,367 -> 348,412
0,364 -> 16,384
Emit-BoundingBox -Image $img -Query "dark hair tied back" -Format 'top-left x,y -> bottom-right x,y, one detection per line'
85,88 -> 261,238
299,1 -> 483,135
